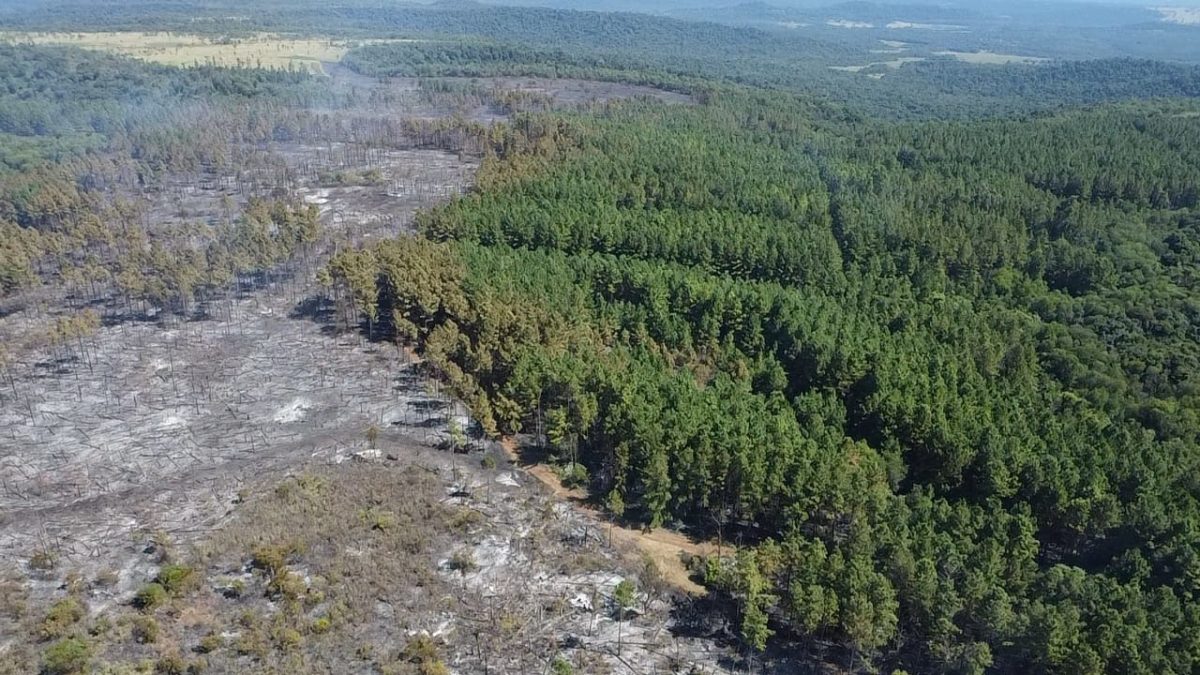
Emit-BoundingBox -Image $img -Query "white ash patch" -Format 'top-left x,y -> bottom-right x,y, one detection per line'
156,414 -> 188,431
272,397 -> 312,423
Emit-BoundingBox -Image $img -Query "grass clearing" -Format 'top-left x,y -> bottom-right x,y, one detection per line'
830,57 -> 925,75
934,49 -> 1049,65
0,31 -> 403,75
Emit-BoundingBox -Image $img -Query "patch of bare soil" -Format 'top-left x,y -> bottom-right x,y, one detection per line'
502,440 -> 721,598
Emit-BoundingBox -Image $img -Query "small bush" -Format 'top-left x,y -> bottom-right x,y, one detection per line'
294,473 -> 327,495
132,616 -> 160,644
250,543 -> 299,576
250,546 -> 287,575
88,616 -> 112,637
498,613 -> 521,635
401,634 -> 440,663
551,657 -> 574,675
266,570 -> 306,602
0,579 -> 29,620
358,506 -> 397,532
400,634 -> 451,674
234,629 -> 268,659
447,508 -> 483,531
310,616 -> 332,634
93,569 -> 120,588
42,637 -> 91,675
217,577 -> 246,599
155,652 -> 186,674
447,550 -> 477,575
38,597 -> 85,641
154,654 -> 207,675
148,530 -> 175,563
274,627 -> 303,651
134,583 -> 169,611
419,661 -> 450,675
62,573 -> 85,595
557,462 -> 589,489
155,564 -> 196,596
196,632 -> 223,654
29,549 -> 58,571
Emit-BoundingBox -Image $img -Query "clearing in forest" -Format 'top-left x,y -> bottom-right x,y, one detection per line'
0,31 -> 405,74
830,57 -> 925,73
934,49 -> 1050,64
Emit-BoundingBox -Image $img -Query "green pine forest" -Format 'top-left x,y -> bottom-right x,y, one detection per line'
0,0 -> 1199,671
329,94 -> 1200,672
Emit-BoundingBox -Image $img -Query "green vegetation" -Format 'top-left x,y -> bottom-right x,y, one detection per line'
0,43 -> 321,171
330,92 -> 1200,671
2,0 -> 1200,672
130,615 -> 159,644
345,39 -> 1200,119
41,637 -> 91,675
154,564 -> 196,596
37,598 -> 84,641
132,584 -> 167,612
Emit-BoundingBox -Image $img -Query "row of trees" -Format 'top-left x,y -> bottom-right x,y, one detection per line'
329,93 -> 1200,672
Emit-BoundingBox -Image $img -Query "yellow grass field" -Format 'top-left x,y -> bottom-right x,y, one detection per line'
0,31 -> 382,75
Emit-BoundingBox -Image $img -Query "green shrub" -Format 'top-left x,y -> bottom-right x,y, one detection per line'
234,629 -> 268,659
41,637 -> 91,675
447,508 -> 483,531
155,564 -> 196,595
196,632 -> 223,654
134,583 -> 168,611
250,543 -> 299,576
358,506 -> 397,532
557,462 -> 589,489
88,616 -> 112,637
155,652 -> 186,674
401,634 -> 440,663
38,597 -> 85,641
265,570 -> 306,602
419,661 -> 450,675
132,616 -> 160,644
551,657 -> 574,675
274,627 -> 303,651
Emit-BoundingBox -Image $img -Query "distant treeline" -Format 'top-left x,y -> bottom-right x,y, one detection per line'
7,0 -> 1200,118
342,36 -> 1200,119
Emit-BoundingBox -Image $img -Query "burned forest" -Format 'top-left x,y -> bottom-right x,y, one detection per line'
4,1 -> 1200,674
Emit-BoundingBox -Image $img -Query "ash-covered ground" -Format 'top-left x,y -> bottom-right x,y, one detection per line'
0,75 -> 772,674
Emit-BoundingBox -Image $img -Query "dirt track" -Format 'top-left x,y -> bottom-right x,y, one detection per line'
505,441 -> 722,597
